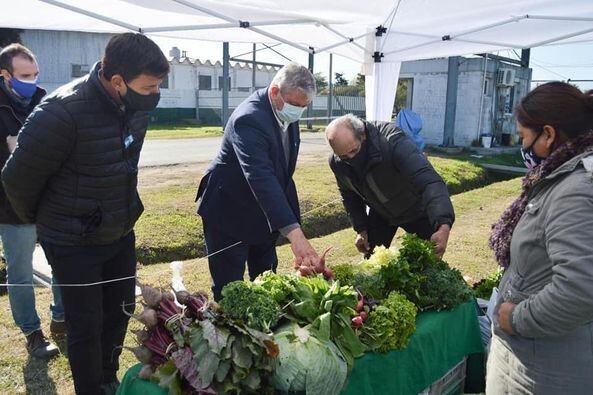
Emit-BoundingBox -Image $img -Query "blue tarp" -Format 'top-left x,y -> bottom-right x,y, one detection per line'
395,108 -> 425,151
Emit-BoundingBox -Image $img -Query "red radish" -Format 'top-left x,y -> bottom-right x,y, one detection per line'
360,311 -> 368,321
138,364 -> 154,380
297,266 -> 313,276
351,316 -> 363,327
323,267 -> 334,280
356,297 -> 364,313
316,246 -> 333,272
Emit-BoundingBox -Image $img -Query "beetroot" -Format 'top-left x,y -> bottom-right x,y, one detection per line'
132,328 -> 151,343
359,311 -> 368,321
138,364 -> 154,380
125,345 -> 153,364
123,305 -> 158,330
138,283 -> 163,308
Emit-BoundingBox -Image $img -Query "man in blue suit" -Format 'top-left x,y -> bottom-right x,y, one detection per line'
197,63 -> 320,300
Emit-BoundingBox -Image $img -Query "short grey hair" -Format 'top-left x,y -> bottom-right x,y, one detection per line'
327,114 -> 365,140
270,62 -> 316,99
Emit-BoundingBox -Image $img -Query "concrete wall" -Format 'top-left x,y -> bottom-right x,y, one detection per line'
400,57 -> 531,146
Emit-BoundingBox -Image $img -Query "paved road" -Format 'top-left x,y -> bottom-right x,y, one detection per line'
139,133 -> 330,167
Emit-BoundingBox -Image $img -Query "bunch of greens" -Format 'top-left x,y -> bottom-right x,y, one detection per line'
416,261 -> 474,311
219,281 -> 281,332
472,268 -> 504,299
255,272 -> 365,370
271,323 -> 348,395
153,317 -> 279,394
359,291 -> 417,352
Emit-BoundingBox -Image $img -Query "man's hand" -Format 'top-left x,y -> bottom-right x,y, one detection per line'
287,227 -> 320,270
497,302 -> 517,335
355,231 -> 370,254
430,224 -> 451,259
6,135 -> 17,154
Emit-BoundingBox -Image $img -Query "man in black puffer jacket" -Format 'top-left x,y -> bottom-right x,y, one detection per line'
327,114 -> 455,259
2,33 -> 169,395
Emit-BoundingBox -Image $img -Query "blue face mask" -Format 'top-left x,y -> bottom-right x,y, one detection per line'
9,75 -> 38,99
277,94 -> 307,124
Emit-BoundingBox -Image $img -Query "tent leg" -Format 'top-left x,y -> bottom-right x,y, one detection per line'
222,42 -> 230,128
306,51 -> 314,130
443,56 -> 459,147
327,53 -> 333,125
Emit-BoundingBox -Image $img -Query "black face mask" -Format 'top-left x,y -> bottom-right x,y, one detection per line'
120,82 -> 160,112
343,140 -> 367,168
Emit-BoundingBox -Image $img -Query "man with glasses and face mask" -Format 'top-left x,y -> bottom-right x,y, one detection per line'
197,62 -> 321,300
326,114 -> 455,259
0,43 -> 66,359
3,33 -> 168,394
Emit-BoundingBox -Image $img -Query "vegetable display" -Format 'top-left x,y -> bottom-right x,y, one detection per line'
125,233 -> 475,394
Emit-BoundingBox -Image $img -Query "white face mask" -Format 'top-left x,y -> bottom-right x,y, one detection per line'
277,93 -> 307,124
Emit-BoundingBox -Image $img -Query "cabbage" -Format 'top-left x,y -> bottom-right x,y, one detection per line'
271,323 -> 347,395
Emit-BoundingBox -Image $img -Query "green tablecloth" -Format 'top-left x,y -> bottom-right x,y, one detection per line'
118,301 -> 484,395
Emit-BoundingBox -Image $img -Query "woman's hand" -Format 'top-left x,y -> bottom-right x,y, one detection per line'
498,302 -> 517,335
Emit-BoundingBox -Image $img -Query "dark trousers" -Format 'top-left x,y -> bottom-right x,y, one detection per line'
203,221 -> 278,301
365,209 -> 434,258
41,231 -> 137,395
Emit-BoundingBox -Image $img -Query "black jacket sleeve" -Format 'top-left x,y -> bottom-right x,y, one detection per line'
329,155 -> 368,233
388,133 -> 455,230
2,101 -> 75,222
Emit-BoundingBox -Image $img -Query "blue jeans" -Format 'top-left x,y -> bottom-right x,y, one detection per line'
0,224 -> 65,335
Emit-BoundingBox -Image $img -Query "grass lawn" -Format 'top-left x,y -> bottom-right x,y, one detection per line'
134,155 -> 491,264
0,177 -> 521,393
145,124 -> 327,140
146,125 -> 223,140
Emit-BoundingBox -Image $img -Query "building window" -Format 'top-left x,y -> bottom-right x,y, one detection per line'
218,76 -> 231,91
237,87 -> 251,92
199,75 -> 212,90
483,79 -> 489,95
160,74 -> 169,89
71,64 -> 90,78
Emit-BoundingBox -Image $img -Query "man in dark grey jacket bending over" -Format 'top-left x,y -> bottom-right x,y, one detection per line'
327,114 -> 454,258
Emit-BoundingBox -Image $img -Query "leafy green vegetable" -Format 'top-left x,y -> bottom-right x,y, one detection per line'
271,323 -> 348,395
219,281 -> 281,331
331,263 -> 355,285
254,272 -> 365,370
187,318 -> 276,394
360,291 -> 417,352
473,268 -> 503,299
417,262 -> 474,311
398,233 -> 438,272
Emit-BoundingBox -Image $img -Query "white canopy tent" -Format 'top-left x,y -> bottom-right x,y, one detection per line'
4,0 -> 593,121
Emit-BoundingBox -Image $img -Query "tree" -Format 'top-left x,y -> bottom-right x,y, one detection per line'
0,29 -> 23,47
334,72 -> 348,87
314,72 -> 328,94
393,80 -> 409,116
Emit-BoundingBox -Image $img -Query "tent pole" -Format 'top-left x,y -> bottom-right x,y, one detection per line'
222,42 -> 230,128
252,43 -> 257,92
327,53 -> 333,124
39,0 -> 141,31
443,56 -> 459,147
307,51 -> 314,129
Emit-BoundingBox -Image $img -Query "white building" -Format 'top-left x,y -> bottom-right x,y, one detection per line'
399,57 -> 531,146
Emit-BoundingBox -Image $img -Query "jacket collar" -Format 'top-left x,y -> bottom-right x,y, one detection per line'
89,61 -> 126,116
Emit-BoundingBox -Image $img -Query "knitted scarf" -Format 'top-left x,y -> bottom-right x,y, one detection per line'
489,130 -> 593,268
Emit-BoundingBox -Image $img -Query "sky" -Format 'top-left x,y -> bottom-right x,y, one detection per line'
152,36 -> 593,91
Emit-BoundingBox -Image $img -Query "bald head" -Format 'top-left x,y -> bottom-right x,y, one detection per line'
326,114 -> 366,160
